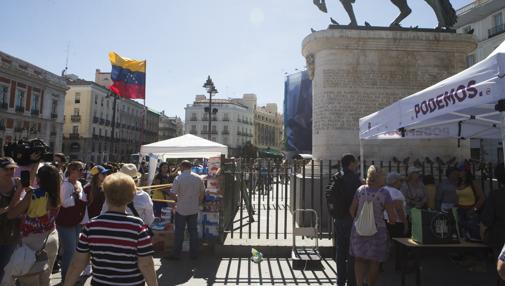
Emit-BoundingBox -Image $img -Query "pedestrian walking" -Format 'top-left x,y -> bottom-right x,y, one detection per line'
170,160 -> 205,260
0,157 -> 21,282
5,164 -> 61,286
350,165 -> 397,286
63,172 -> 158,286
101,163 -> 155,226
326,154 -> 361,286
55,161 -> 87,282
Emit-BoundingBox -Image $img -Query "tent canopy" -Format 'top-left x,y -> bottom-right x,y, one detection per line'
140,134 -> 228,159
359,40 -> 505,141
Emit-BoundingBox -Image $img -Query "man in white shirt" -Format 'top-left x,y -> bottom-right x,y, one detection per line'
384,172 -> 408,237
101,164 -> 155,226
170,160 -> 205,260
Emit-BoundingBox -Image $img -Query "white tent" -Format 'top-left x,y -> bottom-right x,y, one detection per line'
359,40 -> 505,166
140,134 -> 228,184
140,134 -> 228,159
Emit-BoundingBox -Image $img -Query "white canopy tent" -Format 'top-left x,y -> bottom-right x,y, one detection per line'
359,40 -> 505,171
140,134 -> 228,184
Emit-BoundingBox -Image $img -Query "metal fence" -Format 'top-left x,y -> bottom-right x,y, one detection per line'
220,158 -> 501,243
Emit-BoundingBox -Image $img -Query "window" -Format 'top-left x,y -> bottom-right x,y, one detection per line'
72,125 -> 79,134
95,95 -> 97,105
466,54 -> 476,67
15,89 -> 25,107
32,94 -> 39,111
93,127 -> 96,135
99,129 -> 102,136
73,108 -> 79,115
224,125 -> 229,131
101,98 -> 104,106
0,85 -> 8,105
74,93 -> 80,104
51,99 -> 57,114
494,12 -> 503,27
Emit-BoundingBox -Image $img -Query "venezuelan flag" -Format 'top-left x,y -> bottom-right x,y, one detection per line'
109,52 -> 146,99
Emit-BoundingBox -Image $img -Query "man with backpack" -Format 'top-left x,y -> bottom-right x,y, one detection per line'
326,154 -> 362,286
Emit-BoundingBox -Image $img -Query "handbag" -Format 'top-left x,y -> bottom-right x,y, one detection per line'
12,233 -> 50,278
355,191 -> 378,236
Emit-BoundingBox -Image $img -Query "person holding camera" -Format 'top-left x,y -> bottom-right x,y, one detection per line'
56,161 -> 88,282
0,157 -> 22,282
5,164 -> 61,286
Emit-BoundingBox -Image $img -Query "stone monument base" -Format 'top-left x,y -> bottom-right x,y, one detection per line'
302,28 -> 477,162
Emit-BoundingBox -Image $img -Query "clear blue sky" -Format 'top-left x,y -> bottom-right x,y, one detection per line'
1,0 -> 471,118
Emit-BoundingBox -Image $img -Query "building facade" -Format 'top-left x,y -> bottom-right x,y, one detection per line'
0,51 -> 67,154
159,111 -> 183,140
63,76 -> 158,163
254,103 -> 283,150
455,0 -> 505,163
185,94 -> 254,150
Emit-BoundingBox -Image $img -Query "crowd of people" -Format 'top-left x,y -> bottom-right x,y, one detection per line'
0,140 -> 210,286
329,154 -> 505,286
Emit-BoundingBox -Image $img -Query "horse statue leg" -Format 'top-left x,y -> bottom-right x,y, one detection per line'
424,0 -> 457,29
339,0 -> 358,27
390,0 -> 411,27
313,0 -> 328,13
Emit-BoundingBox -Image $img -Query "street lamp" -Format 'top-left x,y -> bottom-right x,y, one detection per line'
203,76 -> 218,140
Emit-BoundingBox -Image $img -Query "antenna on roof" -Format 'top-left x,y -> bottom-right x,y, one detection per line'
61,42 -> 70,77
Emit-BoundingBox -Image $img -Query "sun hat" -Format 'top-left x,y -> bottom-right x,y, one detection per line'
119,163 -> 142,180
386,172 -> 404,185
0,157 -> 18,169
90,165 -> 110,176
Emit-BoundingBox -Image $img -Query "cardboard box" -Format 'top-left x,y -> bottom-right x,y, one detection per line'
152,230 -> 174,253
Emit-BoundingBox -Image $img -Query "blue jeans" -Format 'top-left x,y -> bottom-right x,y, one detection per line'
57,224 -> 81,281
335,216 -> 355,286
173,212 -> 199,257
0,243 -> 17,282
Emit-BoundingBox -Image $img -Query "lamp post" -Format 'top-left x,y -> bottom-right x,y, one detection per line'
203,76 -> 218,140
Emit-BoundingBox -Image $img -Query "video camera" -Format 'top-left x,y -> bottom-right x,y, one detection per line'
4,138 -> 54,166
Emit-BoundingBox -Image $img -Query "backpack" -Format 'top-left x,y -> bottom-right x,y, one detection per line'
354,192 -> 378,236
325,171 -> 345,219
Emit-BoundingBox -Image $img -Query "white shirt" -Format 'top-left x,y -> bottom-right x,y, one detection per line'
384,185 -> 406,222
173,170 -> 206,216
101,190 -> 155,226
60,178 -> 88,224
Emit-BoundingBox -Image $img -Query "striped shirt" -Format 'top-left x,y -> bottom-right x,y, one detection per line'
77,211 -> 154,286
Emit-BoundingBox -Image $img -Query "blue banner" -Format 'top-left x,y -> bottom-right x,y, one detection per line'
283,70 -> 312,153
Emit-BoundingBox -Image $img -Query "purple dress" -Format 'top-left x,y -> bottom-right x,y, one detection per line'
350,185 -> 392,262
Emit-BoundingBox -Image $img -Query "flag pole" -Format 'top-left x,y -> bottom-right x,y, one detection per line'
141,59 -> 146,150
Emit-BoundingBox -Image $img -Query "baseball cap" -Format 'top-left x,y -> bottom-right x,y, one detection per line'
0,157 -> 18,169
90,165 -> 110,176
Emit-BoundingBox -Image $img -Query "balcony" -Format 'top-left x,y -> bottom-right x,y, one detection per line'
51,113 -> 58,119
99,118 -> 105,125
69,133 -> 79,139
190,117 -> 198,121
222,130 -> 230,135
0,102 -> 8,110
93,117 -> 99,124
222,117 -> 230,122
31,109 -> 40,116
93,134 -> 99,139
201,130 -> 218,135
189,130 -> 198,135
50,131 -> 56,136
0,125 -> 5,131
15,106 -> 25,113
71,115 -> 81,122
105,120 -> 111,126
237,131 -> 242,136
489,23 -> 505,39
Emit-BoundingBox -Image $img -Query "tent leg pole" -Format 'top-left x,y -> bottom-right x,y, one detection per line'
360,139 -> 364,180
501,112 -> 505,165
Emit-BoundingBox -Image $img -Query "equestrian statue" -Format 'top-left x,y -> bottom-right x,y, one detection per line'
313,0 -> 457,29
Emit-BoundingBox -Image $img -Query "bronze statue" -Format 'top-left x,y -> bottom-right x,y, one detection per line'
313,0 -> 457,29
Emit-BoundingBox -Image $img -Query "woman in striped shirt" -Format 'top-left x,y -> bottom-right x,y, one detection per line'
64,172 -> 157,286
